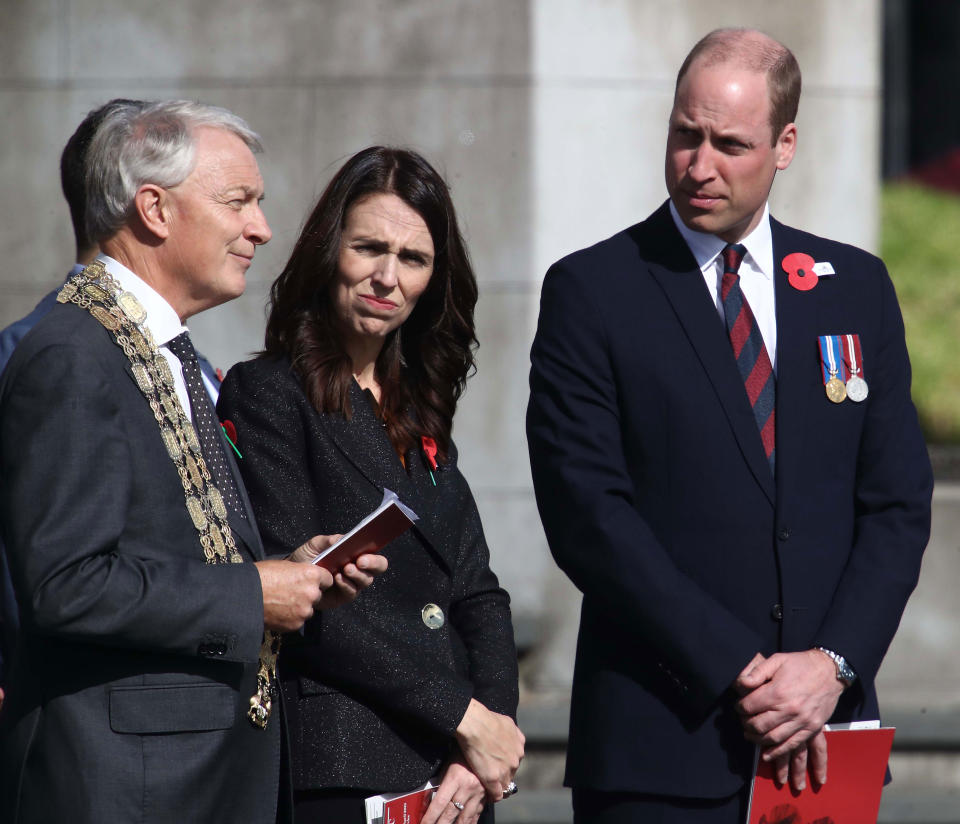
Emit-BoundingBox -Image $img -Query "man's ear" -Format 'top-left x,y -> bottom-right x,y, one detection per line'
775,122 -> 797,171
132,184 -> 170,240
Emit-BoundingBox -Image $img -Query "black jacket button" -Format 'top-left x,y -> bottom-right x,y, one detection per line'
771,604 -> 784,621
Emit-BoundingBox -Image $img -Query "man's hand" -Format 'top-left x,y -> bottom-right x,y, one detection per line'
455,698 -> 525,801
735,649 -> 844,790
421,752 -> 485,824
766,729 -> 828,792
254,559 -> 332,632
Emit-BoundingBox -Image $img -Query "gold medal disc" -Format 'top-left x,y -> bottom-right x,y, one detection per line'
825,377 -> 847,404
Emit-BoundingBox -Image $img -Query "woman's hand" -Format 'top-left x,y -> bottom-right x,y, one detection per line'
286,534 -> 388,611
421,753 -> 485,824
454,698 -> 525,801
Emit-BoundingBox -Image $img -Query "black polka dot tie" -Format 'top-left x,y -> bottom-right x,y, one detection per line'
166,332 -> 247,519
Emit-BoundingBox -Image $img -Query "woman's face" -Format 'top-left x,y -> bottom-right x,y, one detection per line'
332,192 -> 435,349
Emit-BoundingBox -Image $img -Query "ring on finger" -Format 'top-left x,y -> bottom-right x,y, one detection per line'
503,781 -> 518,797
452,800 -> 465,811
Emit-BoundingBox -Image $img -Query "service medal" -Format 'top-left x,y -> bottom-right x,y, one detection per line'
818,335 -> 849,404
846,375 -> 868,402
825,376 -> 847,404
841,333 -> 868,403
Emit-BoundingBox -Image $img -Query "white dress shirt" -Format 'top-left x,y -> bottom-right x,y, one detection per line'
669,201 -> 778,372
98,255 -> 199,421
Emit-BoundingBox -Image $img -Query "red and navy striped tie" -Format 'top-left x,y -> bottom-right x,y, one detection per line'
720,243 -> 776,474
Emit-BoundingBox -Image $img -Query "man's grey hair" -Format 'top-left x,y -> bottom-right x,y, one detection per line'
84,99 -> 263,243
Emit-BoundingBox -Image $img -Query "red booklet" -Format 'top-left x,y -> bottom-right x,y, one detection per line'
746,725 -> 894,824
311,488 -> 418,572
364,780 -> 437,824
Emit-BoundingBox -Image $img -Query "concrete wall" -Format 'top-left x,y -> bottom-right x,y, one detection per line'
0,0 -> 886,689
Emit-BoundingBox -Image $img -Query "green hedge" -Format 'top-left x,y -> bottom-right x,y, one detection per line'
882,181 -> 960,444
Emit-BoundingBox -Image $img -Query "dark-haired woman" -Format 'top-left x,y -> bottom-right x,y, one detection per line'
218,147 -> 523,824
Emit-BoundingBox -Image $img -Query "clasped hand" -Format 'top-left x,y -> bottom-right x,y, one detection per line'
734,650 -> 845,792
255,534 -> 388,632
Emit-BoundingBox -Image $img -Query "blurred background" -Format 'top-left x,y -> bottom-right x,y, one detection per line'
1,1 -> 958,821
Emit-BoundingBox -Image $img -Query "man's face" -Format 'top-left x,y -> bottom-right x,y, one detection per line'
665,61 -> 796,243
163,127 -> 271,318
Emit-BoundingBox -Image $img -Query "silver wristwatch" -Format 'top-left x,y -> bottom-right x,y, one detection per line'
816,647 -> 856,686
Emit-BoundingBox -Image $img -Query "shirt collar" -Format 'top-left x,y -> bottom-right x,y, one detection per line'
97,254 -> 188,346
668,200 -> 774,281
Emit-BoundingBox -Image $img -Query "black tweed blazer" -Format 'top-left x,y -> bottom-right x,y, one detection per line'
218,356 -> 519,793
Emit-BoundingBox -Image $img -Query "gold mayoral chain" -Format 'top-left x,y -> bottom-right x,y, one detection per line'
57,260 -> 281,729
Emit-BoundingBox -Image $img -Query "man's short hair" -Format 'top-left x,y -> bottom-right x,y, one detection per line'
60,99 -> 145,255
84,100 -> 263,244
675,28 -> 801,146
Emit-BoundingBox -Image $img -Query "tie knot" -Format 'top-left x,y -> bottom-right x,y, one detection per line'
722,243 -> 747,275
166,331 -> 197,364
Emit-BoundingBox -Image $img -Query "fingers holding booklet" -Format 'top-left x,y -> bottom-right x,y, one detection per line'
257,531 -> 390,631
272,488 -> 415,616
306,488 -> 418,572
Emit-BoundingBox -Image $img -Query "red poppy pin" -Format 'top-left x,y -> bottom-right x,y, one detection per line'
782,252 -> 818,291
221,420 -> 242,458
421,436 -> 438,486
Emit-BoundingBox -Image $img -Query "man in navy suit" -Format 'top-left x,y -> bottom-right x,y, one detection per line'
0,100 -> 221,706
527,28 -> 933,823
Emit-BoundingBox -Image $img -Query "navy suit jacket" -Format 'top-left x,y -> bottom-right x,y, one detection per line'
0,272 -> 221,688
526,202 -> 932,798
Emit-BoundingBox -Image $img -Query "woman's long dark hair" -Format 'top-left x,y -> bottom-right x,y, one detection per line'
264,146 -> 478,460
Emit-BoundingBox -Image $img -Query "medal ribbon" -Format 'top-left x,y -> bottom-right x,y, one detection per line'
818,335 -> 848,385
842,333 -> 865,379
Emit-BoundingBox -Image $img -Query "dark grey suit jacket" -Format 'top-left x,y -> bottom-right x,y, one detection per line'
218,356 -> 519,794
0,302 -> 281,824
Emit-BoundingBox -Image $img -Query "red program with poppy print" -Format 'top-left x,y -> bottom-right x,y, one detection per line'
745,727 -> 894,824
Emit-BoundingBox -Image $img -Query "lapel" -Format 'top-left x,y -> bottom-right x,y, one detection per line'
220,431 -> 265,559
639,202 -> 776,506
121,360 -> 265,561
316,380 -> 453,571
770,218 -> 823,510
